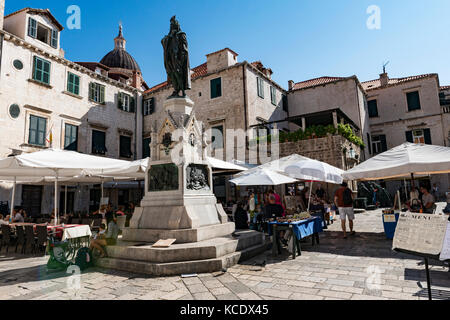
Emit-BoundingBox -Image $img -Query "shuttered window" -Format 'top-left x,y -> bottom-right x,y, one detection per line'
118,92 -> 135,112
257,77 -> 264,99
89,83 -> 105,103
32,56 -> 51,85
92,130 -> 107,155
143,98 -> 155,115
64,124 -> 78,151
143,138 -> 151,158
407,91 -> 421,111
120,136 -> 132,158
210,78 -> 222,99
270,86 -> 277,106
28,18 -> 37,38
29,115 -> 47,146
406,129 -> 432,145
51,29 -> 58,48
67,72 -> 80,95
368,100 -> 379,118
372,135 -> 387,154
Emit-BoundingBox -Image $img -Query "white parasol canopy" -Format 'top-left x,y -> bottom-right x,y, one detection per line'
0,149 -> 133,224
343,143 -> 450,181
285,159 -> 345,184
229,168 -> 298,186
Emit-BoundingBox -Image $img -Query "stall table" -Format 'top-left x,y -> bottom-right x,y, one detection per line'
268,216 -> 323,259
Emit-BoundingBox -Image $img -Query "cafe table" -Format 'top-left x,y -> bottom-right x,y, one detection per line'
268,216 -> 324,259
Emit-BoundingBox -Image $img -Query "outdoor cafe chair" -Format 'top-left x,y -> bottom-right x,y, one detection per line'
15,225 -> 26,254
24,225 -> 37,254
81,218 -> 91,226
1,224 -> 16,254
71,218 -> 81,225
35,225 -> 48,256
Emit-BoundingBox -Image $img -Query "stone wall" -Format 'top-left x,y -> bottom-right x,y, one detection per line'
278,134 -> 361,171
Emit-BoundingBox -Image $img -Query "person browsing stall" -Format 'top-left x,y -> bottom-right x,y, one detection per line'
334,182 -> 355,239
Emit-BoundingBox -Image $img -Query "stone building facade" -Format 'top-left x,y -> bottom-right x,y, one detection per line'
361,73 -> 450,196
286,76 -> 371,161
142,48 -> 288,164
0,5 -> 146,215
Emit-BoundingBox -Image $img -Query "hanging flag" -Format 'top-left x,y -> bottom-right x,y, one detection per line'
46,122 -> 54,147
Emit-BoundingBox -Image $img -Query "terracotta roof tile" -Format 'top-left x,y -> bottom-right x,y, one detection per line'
362,74 -> 436,91
291,76 -> 346,90
145,62 -> 208,94
441,86 -> 450,91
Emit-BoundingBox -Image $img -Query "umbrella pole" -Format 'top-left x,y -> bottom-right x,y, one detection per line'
10,176 -> 16,219
404,179 -> 408,203
308,181 -> 313,213
64,185 -> 68,216
54,171 -> 59,226
100,178 -> 104,211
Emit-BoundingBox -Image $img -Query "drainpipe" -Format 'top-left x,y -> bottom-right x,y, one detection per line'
134,90 -> 138,160
0,33 -> 4,80
242,63 -> 249,155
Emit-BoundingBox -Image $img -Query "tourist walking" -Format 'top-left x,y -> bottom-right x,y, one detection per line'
334,182 -> 355,239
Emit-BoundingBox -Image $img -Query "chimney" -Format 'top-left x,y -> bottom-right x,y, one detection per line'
132,71 -> 142,89
0,0 -> 5,30
380,72 -> 389,87
288,80 -> 295,91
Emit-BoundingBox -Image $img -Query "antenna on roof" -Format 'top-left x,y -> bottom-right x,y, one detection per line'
382,61 -> 390,74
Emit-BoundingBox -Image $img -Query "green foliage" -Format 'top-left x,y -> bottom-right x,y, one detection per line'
250,123 -> 365,149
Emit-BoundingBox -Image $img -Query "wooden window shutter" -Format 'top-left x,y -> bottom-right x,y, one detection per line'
423,129 -> 432,145
380,135 -> 387,152
51,30 -> 58,48
100,85 -> 105,103
405,131 -> 413,143
130,96 -> 135,113
89,83 -> 95,101
118,92 -> 123,110
28,18 -> 37,38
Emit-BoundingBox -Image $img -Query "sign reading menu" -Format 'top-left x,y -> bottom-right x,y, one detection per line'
393,213 -> 448,256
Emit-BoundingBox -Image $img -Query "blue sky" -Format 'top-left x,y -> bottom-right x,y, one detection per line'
5,0 -> 450,88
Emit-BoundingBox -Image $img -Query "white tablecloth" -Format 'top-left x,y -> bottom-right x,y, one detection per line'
62,225 -> 92,241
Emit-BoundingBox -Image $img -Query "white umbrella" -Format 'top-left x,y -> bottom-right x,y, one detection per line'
285,159 -> 344,185
230,168 -> 298,186
285,159 -> 344,212
0,149 -> 132,225
206,157 -> 248,174
343,143 -> 450,181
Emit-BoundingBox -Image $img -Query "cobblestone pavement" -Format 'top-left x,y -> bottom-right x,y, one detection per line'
1,209 -> 449,300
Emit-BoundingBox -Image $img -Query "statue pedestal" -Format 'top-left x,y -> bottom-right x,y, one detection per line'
97,97 -> 268,276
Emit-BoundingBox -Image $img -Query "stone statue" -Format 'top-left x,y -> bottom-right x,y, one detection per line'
162,16 -> 191,98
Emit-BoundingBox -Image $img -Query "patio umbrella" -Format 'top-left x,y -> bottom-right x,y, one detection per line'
229,168 -> 298,186
342,143 -> 450,181
0,149 -> 132,225
285,159 -> 344,212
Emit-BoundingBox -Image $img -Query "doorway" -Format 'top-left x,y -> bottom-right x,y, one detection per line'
22,185 -> 43,218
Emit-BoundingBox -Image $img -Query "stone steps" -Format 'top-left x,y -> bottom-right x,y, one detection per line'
96,230 -> 269,276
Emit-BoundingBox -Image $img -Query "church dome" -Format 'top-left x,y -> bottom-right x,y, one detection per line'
100,24 -> 141,72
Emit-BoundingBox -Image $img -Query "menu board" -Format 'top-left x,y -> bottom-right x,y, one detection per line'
439,223 -> 450,261
393,213 -> 448,256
